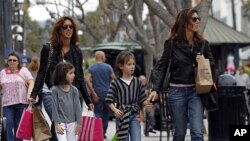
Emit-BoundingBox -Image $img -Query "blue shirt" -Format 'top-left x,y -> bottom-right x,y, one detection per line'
88,62 -> 114,92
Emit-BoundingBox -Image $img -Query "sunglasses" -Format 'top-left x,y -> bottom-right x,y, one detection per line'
61,25 -> 73,30
191,17 -> 201,22
8,59 -> 18,62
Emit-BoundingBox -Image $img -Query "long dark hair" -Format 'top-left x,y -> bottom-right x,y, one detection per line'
50,16 -> 79,48
53,62 -> 75,86
169,8 -> 203,43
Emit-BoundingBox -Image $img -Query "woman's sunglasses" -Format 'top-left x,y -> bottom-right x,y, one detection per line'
61,25 -> 73,30
191,17 -> 201,23
8,59 -> 18,62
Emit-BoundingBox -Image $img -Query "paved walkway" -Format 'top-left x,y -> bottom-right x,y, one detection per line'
105,119 -> 209,141
36,102 -> 209,141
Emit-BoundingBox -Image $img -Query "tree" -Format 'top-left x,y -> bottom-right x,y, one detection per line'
99,0 -> 213,77
31,0 -> 213,78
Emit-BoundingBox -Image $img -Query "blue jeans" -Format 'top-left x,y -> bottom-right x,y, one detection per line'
116,114 -> 141,141
168,86 -> 204,141
3,103 -> 28,141
43,92 -> 58,141
93,90 -> 109,134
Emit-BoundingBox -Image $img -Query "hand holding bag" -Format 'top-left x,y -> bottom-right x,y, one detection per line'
16,104 -> 33,140
195,42 -> 213,94
78,111 -> 103,141
32,107 -> 52,141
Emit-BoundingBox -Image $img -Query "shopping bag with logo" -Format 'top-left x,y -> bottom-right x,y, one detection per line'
32,107 -> 52,141
78,112 -> 103,141
16,104 -> 33,140
195,57 -> 213,94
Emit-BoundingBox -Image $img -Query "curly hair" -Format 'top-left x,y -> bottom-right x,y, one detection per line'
50,16 -> 80,49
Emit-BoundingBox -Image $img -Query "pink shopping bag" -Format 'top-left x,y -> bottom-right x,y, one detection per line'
78,116 -> 103,141
16,104 -> 33,140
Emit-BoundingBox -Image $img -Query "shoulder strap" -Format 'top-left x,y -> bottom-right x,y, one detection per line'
43,43 -> 54,83
200,41 -> 205,54
16,73 -> 28,88
169,39 -> 173,62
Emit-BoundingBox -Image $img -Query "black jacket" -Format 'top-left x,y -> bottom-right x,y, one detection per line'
30,43 -> 92,105
152,39 -> 215,92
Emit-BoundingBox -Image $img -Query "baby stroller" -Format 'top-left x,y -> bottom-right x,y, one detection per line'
144,91 -> 173,140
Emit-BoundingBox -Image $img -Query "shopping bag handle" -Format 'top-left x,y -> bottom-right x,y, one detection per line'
85,110 -> 95,117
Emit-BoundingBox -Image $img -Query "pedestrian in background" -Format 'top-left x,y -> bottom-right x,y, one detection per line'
235,65 -> 250,87
0,52 -> 34,141
106,51 -> 147,141
28,56 -> 40,80
51,62 -> 82,141
28,16 -> 94,141
85,50 -> 115,138
148,8 -> 215,141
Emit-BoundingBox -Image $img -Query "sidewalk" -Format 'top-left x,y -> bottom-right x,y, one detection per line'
105,119 -> 209,141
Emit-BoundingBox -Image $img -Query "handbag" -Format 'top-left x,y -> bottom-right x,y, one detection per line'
78,112 -> 103,141
35,43 -> 54,106
199,83 -> 219,111
151,40 -> 173,92
32,107 -> 52,141
16,104 -> 33,140
195,42 -> 213,94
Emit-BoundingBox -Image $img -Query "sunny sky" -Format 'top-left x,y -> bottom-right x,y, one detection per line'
28,0 -> 99,21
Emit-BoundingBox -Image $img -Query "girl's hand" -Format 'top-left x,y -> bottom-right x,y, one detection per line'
136,114 -> 142,123
75,124 -> 81,135
55,124 -> 64,135
114,108 -> 123,119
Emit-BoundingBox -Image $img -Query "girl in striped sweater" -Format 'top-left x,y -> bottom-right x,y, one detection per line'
106,51 -> 147,141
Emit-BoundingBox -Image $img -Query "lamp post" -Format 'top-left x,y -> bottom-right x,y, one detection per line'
12,34 -> 23,51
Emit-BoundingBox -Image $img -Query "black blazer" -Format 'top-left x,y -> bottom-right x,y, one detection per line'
30,43 -> 92,105
152,39 -> 215,92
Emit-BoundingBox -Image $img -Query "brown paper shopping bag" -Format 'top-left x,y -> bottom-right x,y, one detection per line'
195,57 -> 213,94
32,107 -> 52,141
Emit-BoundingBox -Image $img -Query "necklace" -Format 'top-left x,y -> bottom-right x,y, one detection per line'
61,49 -> 66,62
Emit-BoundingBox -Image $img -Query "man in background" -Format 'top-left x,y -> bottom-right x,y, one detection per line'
86,51 -> 116,138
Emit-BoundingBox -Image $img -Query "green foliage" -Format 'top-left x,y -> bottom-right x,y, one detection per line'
25,16 -> 51,54
243,0 -> 250,10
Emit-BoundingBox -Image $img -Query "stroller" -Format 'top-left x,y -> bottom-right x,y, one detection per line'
143,91 -> 173,140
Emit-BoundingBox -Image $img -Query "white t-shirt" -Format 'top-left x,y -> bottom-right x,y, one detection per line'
235,73 -> 250,87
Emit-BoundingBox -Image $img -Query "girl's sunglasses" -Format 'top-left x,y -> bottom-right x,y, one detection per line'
191,17 -> 201,22
61,25 -> 73,30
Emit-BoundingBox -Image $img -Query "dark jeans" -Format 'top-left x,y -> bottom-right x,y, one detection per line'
93,90 -> 109,134
3,103 -> 28,141
43,92 -> 58,141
